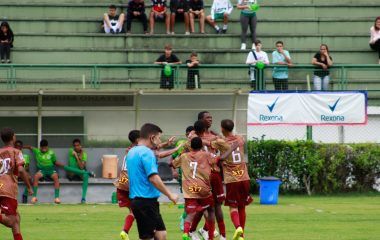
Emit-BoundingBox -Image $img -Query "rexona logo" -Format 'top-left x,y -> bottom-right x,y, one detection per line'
259,97 -> 284,122
321,97 -> 345,122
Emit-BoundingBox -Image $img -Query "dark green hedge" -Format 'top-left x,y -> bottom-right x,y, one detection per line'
247,140 -> 380,195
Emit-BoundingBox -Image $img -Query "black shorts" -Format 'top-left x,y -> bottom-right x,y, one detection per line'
131,198 -> 166,239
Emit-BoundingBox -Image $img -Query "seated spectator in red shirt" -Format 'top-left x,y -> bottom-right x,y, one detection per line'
170,0 -> 190,35
150,0 -> 170,34
103,5 -> 125,34
126,0 -> 148,34
188,0 -> 205,34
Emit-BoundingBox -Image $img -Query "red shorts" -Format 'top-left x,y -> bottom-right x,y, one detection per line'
0,197 -> 18,216
210,171 -> 225,204
117,189 -> 131,208
225,180 -> 253,208
185,195 -> 214,214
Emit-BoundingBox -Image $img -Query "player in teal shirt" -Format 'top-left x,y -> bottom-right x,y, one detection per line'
25,139 -> 65,204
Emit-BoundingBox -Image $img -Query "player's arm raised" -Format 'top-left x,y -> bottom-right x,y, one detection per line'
157,141 -> 185,159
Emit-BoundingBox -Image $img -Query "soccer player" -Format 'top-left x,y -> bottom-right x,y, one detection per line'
0,128 -> 33,240
24,139 -> 65,204
127,123 -> 179,240
215,119 -> 253,240
117,130 -> 140,240
14,140 -> 32,204
173,137 -> 238,240
64,139 -> 95,203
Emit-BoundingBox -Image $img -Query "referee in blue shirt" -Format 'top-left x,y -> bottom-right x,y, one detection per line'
127,123 -> 179,240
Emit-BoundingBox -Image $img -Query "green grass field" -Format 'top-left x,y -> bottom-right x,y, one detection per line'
1,194 -> 379,240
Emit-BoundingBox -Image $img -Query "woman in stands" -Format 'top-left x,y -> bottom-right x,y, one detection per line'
0,21 -> 14,64
369,16 -> 380,64
237,0 -> 257,50
312,44 -> 333,91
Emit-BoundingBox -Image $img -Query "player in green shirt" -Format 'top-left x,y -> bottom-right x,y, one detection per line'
25,139 -> 65,204
15,140 -> 33,203
63,138 -> 94,204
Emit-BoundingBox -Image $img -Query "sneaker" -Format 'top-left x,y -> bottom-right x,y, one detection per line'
189,232 -> 201,240
31,197 -> 38,204
171,32 -> 175,35
222,29 -> 227,34
88,171 -> 96,178
54,198 -> 61,204
22,194 -> 28,204
110,29 -> 115,34
185,31 -> 190,35
182,233 -> 191,240
6,59 -> 11,63
1,59 -> 4,63
240,43 -> 247,50
215,29 -> 222,34
81,198 -> 86,204
251,43 -> 256,50
233,227 -> 243,240
120,230 -> 129,240
198,228 -> 209,240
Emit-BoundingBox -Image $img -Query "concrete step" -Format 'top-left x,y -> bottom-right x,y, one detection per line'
8,48 -> 379,64
7,18 -> 374,35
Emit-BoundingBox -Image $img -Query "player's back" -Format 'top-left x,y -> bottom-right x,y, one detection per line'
0,147 -> 23,199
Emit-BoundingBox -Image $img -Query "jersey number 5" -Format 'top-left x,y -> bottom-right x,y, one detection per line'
190,162 -> 198,179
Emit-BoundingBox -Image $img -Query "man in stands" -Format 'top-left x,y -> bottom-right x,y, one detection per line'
0,128 -> 33,240
169,0 -> 190,35
103,4 -> 125,34
126,0 -> 148,34
149,0 -> 171,34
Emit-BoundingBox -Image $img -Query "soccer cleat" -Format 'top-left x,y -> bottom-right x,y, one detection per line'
54,198 -> 61,204
182,233 -> 191,240
189,231 -> 201,240
31,197 -> 38,204
198,228 -> 209,240
233,227 -> 243,240
120,230 -> 129,240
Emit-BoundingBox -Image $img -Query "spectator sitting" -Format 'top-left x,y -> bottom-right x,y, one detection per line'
246,40 -> 269,89
272,40 -> 293,90
64,139 -> 95,204
237,0 -> 257,50
24,139 -> 65,204
154,44 -> 182,89
206,0 -> 233,34
103,4 -> 125,34
312,44 -> 333,91
186,51 -> 201,89
126,0 -> 148,34
14,140 -> 32,203
369,16 -> 380,64
0,21 -> 14,64
170,0 -> 190,35
188,0 -> 205,34
150,0 -> 170,34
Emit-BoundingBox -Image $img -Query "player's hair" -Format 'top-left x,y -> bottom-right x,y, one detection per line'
320,44 -> 329,51
128,130 -> 140,143
191,137 -> 203,150
221,119 -> 234,132
72,138 -> 81,145
374,16 -> 380,31
191,51 -> 198,57
197,111 -> 209,120
15,140 -> 23,146
165,44 -> 172,50
276,41 -> 284,46
185,126 -> 194,134
194,120 -> 206,134
1,127 -> 15,143
109,4 -> 117,9
140,123 -> 162,139
40,139 -> 49,147
254,39 -> 262,46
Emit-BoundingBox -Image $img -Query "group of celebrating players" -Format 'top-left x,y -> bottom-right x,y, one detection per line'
115,111 -> 252,240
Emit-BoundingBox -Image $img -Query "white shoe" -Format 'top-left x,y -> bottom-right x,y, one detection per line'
240,43 -> 246,50
198,228 -> 209,240
252,43 -> 256,50
185,31 -> 190,35
189,231 -> 201,240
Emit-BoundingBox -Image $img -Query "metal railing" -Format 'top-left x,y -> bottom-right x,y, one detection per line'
0,64 -> 379,91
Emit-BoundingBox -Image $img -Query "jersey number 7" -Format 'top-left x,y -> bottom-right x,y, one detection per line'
190,162 -> 198,179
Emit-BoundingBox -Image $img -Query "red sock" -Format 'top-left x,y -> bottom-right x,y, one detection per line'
123,214 -> 135,233
203,216 -> 209,231
230,210 -> 241,228
184,221 -> 191,234
207,221 -> 215,240
217,220 -> 226,237
13,233 -> 23,240
239,207 -> 247,230
190,213 -> 203,232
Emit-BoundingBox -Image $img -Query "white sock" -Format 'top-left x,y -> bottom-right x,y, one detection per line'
223,25 -> 228,30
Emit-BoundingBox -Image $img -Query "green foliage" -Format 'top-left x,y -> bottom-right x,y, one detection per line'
248,140 -> 380,195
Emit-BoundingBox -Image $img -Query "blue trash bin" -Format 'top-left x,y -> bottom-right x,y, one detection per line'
257,177 -> 281,205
